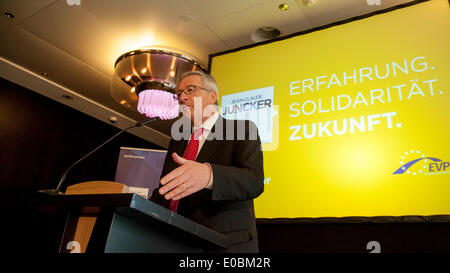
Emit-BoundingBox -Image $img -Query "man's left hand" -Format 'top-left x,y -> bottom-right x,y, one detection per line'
159,152 -> 212,201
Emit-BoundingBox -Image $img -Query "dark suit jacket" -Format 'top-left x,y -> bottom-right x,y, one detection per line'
150,115 -> 264,253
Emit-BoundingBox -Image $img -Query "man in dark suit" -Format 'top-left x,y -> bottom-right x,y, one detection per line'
150,71 -> 264,253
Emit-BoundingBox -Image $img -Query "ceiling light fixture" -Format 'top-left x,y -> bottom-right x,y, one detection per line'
178,15 -> 195,24
66,0 -> 81,6
278,4 -> 289,11
61,94 -> 73,100
303,0 -> 318,7
110,47 -> 206,120
3,12 -> 15,19
250,27 -> 281,43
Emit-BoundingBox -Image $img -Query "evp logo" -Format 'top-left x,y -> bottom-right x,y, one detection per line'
393,149 -> 449,175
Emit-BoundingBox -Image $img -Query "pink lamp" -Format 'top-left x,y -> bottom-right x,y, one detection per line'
137,89 -> 179,120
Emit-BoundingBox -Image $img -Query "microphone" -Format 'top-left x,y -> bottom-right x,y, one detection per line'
38,117 -> 159,195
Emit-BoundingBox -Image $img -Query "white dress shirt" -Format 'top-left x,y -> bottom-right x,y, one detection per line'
192,111 -> 219,190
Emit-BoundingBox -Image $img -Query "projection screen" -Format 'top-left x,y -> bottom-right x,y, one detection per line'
209,0 -> 450,218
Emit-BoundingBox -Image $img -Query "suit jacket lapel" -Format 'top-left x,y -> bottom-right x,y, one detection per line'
170,122 -> 190,157
172,139 -> 188,156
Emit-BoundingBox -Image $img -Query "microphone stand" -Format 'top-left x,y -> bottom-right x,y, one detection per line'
38,117 -> 159,195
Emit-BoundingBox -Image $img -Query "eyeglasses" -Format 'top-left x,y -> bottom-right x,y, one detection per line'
175,85 -> 210,98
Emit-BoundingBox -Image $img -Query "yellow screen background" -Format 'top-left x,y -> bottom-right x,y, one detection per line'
211,0 -> 450,218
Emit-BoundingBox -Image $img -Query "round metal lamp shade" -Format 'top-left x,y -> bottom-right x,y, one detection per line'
110,47 -> 206,119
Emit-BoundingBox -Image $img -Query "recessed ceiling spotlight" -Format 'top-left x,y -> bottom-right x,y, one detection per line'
251,27 -> 281,43
178,15 -> 195,24
303,0 -> 318,7
278,3 -> 289,11
3,12 -> 15,19
66,0 -> 81,6
109,116 -> 118,124
61,94 -> 73,100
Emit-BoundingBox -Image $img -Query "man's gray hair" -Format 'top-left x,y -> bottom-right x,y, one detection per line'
175,71 -> 219,102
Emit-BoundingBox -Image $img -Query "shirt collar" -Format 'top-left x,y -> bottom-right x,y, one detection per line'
194,111 -> 219,132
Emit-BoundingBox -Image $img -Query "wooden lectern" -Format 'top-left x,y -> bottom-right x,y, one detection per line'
34,181 -> 229,253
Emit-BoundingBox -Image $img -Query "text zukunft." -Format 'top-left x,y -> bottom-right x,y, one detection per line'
289,112 -> 399,141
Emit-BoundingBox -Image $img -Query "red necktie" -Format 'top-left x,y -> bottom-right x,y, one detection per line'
169,128 -> 203,212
